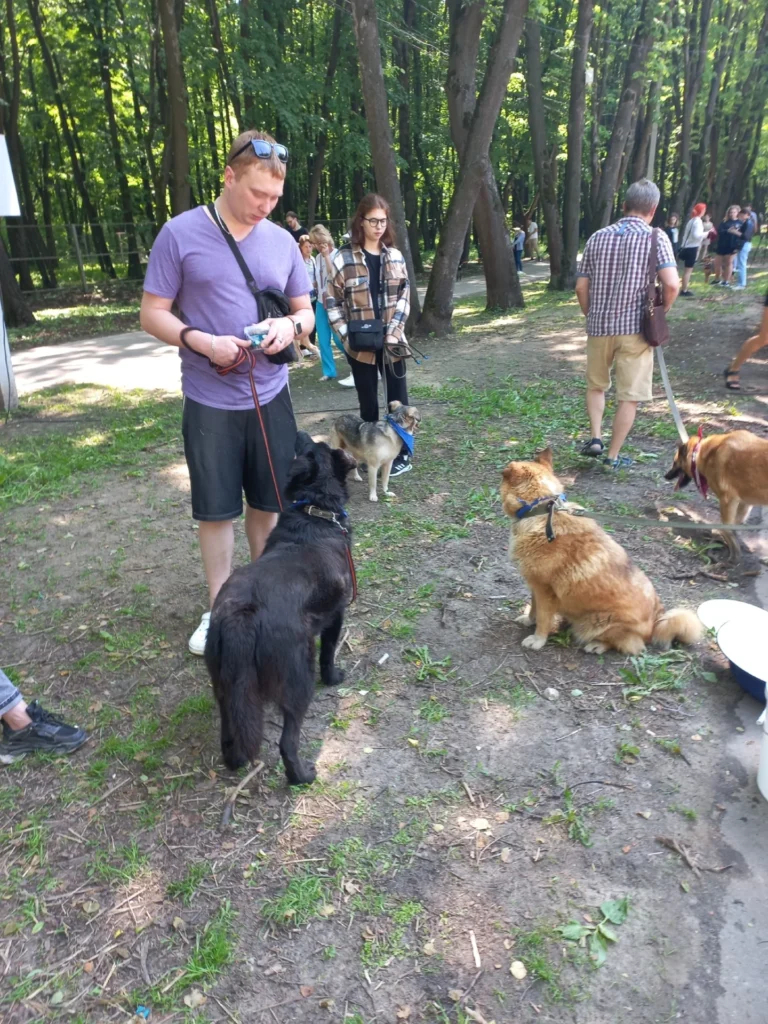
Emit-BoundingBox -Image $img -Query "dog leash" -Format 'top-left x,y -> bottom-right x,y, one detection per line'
655,347 -> 690,445
517,499 -> 765,535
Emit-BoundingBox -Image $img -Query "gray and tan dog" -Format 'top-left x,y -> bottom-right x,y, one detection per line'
330,401 -> 421,502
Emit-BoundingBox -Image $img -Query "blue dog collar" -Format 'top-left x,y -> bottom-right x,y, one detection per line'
515,493 -> 567,519
386,415 -> 415,455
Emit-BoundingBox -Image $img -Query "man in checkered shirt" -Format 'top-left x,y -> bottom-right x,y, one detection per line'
575,179 -> 680,468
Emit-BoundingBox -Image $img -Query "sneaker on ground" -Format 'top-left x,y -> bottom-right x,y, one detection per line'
731,284 -> 745,290
680,290 -> 695,297
0,701 -> 87,764
602,455 -> 634,470
389,452 -> 413,477
189,611 -> 211,656
319,375 -> 337,382
338,374 -> 356,388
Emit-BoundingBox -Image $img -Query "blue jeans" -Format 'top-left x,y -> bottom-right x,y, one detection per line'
315,302 -> 344,378
735,242 -> 752,287
0,668 -> 22,717
514,248 -> 523,272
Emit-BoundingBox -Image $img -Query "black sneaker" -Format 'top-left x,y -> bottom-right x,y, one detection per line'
389,452 -> 413,477
0,701 -> 88,763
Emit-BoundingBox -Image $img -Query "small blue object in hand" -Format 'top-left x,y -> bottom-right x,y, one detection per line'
245,326 -> 268,348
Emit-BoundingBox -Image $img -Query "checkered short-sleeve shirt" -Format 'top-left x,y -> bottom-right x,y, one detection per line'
577,218 -> 676,337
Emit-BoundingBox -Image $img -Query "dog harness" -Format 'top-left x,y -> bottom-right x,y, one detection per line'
690,427 -> 709,499
514,493 -> 569,542
291,501 -> 357,601
385,415 -> 415,455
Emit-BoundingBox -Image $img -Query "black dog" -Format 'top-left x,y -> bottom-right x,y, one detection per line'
204,432 -> 356,786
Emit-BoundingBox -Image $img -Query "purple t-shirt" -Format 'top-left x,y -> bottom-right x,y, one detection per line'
143,207 -> 310,409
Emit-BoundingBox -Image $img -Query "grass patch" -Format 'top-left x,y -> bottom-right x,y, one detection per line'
8,298 -> 142,351
89,840 -> 148,884
261,873 -> 330,927
167,862 -> 211,906
0,384 -> 182,512
620,650 -> 695,702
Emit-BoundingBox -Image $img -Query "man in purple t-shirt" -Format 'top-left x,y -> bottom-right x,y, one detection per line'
141,129 -> 314,655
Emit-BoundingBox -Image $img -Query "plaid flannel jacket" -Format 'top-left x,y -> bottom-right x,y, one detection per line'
577,217 -> 676,337
326,243 -> 410,365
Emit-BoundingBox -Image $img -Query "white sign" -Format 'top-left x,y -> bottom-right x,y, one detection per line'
0,135 -> 21,217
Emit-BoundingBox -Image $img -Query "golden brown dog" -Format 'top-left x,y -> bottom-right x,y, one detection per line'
665,429 -> 768,561
501,449 -> 703,654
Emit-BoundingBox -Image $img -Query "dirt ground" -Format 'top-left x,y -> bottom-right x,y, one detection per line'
2,277 -> 768,1024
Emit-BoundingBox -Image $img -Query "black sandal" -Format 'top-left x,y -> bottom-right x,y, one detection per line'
580,438 -> 604,457
723,368 -> 741,390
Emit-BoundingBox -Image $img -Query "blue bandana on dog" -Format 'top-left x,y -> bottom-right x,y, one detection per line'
386,415 -> 415,455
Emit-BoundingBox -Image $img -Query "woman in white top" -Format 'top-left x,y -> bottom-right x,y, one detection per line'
309,224 -> 346,381
678,202 -> 707,296
297,236 -> 321,358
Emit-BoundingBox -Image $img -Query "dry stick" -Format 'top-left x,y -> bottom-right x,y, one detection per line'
89,776 -> 132,808
549,780 -> 633,800
212,994 -> 241,1024
90,886 -> 147,923
461,969 -> 483,1002
469,930 -> 481,968
656,835 -> 734,876
220,762 -> 265,828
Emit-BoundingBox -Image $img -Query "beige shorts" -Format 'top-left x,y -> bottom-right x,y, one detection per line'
586,333 -> 653,402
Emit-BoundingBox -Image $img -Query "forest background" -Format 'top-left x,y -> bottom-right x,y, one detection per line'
1,0 -> 767,333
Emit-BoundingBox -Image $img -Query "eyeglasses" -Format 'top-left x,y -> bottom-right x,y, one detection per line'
230,138 -> 289,164
363,217 -> 388,228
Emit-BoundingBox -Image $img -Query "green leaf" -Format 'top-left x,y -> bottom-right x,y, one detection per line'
557,922 -> 592,942
699,671 -> 717,683
589,930 -> 608,967
597,922 -> 618,942
600,896 -> 630,925
31,920 -> 45,934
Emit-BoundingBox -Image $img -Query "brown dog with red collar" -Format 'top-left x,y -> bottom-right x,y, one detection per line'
665,429 -> 768,561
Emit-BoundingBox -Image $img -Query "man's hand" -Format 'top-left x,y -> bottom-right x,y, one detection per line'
186,330 -> 249,366
247,317 -> 296,356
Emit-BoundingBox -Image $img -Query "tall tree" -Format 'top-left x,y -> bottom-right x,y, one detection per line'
446,0 -> 522,310
526,19 -> 563,289
26,0 -> 116,277
591,0 -> 657,229
671,0 -> 715,216
350,0 -> 421,324
555,0 -> 593,290
394,0 -> 423,273
419,0 -> 528,335
157,0 -> 191,215
307,5 -> 344,228
84,0 -> 142,277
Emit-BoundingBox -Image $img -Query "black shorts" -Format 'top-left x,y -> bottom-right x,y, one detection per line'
182,387 -> 297,521
680,246 -> 698,269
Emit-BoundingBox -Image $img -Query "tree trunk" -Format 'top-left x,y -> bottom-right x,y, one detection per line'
26,0 -> 116,278
446,0 -> 522,309
394,0 -> 423,273
87,0 -> 142,278
556,0 -> 593,291
350,0 -> 421,325
419,0 -> 528,335
307,6 -> 343,227
592,0 -> 655,230
526,20 -> 562,288
206,0 -> 243,132
0,236 -> 35,327
239,0 -> 256,127
157,0 -> 190,215
630,80 -> 658,183
690,10 -> 733,203
672,0 -> 714,216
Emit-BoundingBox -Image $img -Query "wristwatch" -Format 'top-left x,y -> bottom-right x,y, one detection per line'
288,316 -> 302,336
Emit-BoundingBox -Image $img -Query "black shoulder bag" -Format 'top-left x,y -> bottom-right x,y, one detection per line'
207,202 -> 298,364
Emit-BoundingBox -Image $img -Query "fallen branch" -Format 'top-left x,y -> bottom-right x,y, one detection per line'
656,835 -> 734,877
549,780 -> 633,800
220,762 -> 265,828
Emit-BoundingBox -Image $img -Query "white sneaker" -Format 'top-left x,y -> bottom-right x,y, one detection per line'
188,612 -> 211,656
338,374 -> 356,388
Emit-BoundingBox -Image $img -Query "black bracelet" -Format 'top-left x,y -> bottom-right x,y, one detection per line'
179,326 -> 198,351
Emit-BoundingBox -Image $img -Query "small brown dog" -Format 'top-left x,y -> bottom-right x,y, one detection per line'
665,429 -> 768,561
501,449 -> 703,654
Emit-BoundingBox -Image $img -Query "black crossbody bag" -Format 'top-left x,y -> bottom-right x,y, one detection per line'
347,318 -> 385,353
207,202 -> 298,364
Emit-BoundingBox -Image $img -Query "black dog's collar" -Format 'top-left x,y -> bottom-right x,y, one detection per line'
291,501 -> 349,533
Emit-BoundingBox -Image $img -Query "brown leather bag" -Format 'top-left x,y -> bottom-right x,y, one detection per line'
641,228 -> 669,347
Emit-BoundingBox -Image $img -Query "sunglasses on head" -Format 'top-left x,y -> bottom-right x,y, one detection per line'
231,138 -> 289,164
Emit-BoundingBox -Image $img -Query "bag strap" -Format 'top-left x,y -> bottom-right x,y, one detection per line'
647,228 -> 658,300
207,201 -> 261,300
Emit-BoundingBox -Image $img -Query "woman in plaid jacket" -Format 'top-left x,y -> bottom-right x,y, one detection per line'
326,194 -> 413,477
